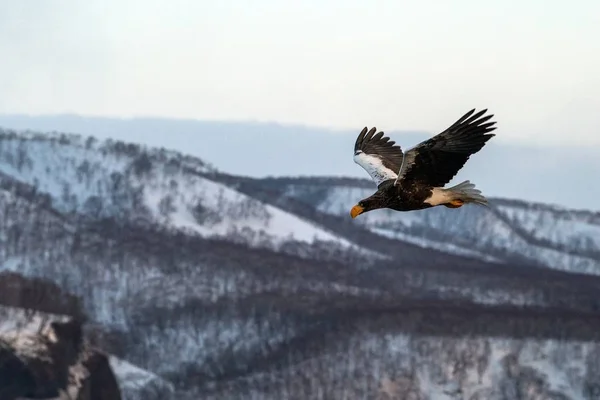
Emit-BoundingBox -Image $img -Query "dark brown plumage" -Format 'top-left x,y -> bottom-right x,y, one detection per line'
351,109 -> 496,217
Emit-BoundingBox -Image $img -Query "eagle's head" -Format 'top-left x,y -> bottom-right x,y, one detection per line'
350,197 -> 381,218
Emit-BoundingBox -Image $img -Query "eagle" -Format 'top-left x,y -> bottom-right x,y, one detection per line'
350,108 -> 496,218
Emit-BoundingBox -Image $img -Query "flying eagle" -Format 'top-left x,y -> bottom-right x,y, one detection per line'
350,108 -> 496,218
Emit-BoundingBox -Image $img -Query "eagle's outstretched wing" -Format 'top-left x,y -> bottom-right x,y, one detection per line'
395,109 -> 496,187
353,127 -> 404,187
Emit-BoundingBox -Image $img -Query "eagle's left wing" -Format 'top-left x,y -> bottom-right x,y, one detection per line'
353,127 -> 404,187
394,109 -> 496,188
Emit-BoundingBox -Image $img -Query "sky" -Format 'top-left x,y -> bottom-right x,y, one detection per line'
1,0 -> 600,147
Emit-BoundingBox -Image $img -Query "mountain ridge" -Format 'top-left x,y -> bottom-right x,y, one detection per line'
2,128 -> 599,273
1,114 -> 599,211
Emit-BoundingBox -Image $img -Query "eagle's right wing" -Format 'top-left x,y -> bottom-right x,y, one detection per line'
353,127 -> 404,187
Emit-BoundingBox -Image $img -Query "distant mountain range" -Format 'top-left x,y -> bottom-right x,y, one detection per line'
0,114 -> 599,211
1,128 -> 600,399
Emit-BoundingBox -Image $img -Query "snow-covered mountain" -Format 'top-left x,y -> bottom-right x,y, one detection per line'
253,177 -> 600,275
3,129 -> 599,274
2,128 -> 600,399
0,131 -> 374,258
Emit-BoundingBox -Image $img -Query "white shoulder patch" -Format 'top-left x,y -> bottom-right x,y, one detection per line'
354,151 -> 398,186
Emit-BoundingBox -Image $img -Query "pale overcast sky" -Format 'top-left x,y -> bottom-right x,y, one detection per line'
1,0 -> 599,146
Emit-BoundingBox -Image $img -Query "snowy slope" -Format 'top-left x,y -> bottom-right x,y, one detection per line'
0,131 -> 375,257
494,200 -> 600,256
280,181 -> 600,274
110,355 -> 175,397
193,331 -> 599,400
3,128 -> 598,272
402,336 -> 592,400
0,305 -> 70,338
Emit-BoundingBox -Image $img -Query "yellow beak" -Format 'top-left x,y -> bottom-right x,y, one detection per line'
350,204 -> 364,219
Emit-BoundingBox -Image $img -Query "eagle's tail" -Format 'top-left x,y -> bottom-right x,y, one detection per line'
443,180 -> 488,208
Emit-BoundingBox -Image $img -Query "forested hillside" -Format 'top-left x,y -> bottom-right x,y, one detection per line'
1,129 -> 599,399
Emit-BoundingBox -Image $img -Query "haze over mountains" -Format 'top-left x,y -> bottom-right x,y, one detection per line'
0,114 -> 598,211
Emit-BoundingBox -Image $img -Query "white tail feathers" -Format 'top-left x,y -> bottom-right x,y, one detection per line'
444,180 -> 488,207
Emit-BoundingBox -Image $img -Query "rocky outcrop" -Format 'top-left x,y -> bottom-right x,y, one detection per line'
0,318 -> 121,400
